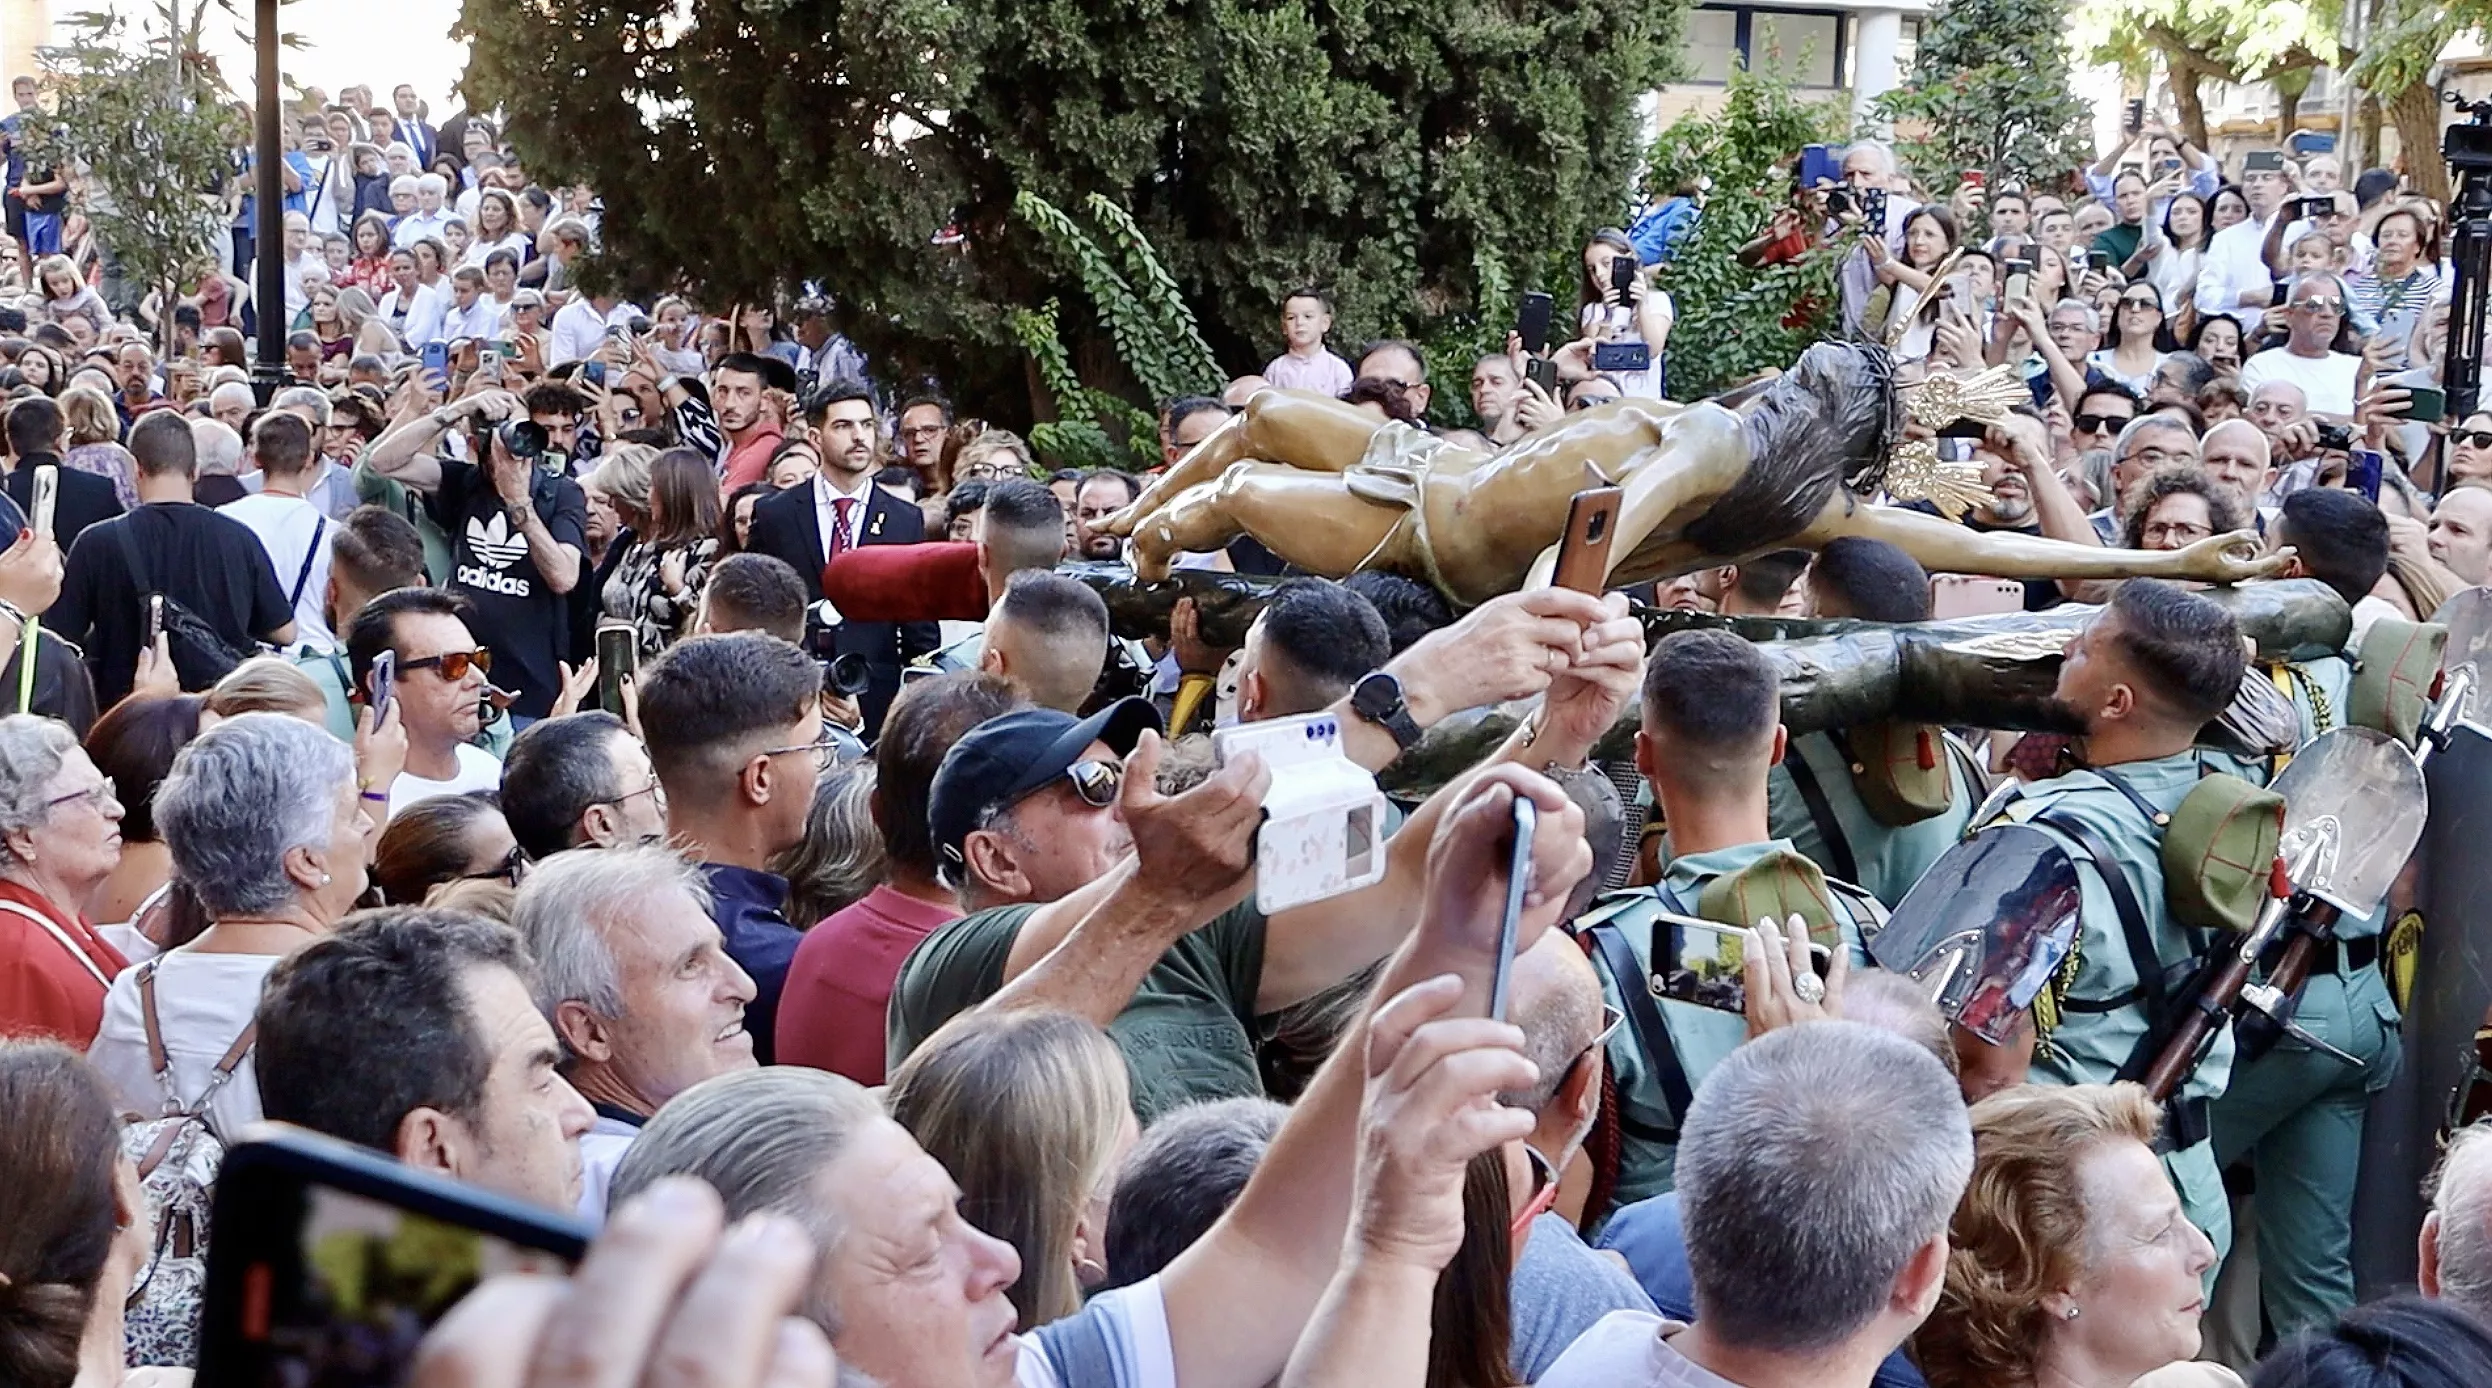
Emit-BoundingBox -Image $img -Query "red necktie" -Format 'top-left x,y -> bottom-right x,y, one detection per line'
830,497 -> 857,559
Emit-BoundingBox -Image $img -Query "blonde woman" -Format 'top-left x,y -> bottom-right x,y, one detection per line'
1915,1084 -> 2236,1388
886,1009 -> 1139,1330
55,384 -> 137,508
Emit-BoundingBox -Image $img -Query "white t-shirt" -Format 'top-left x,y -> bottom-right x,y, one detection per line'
89,949 -> 282,1144
2237,348 -> 2362,417
1014,1277 -> 1175,1388
577,1112 -> 639,1226
1535,1312 -> 1738,1388
386,743 -> 504,819
219,491 -> 336,647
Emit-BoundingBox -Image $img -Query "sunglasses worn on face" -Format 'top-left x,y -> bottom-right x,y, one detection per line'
2120,297 -> 2160,311
2292,297 -> 2345,314
2074,413 -> 2129,435
1058,759 -> 1123,808
2455,430 -> 2492,450
402,648 -> 491,680
462,845 -> 527,887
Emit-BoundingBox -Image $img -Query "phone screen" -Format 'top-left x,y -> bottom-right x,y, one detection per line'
231,1181 -> 573,1386
1515,292 -> 1554,357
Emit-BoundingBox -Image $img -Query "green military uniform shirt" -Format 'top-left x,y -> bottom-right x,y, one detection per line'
1766,729 -> 1977,909
887,898 -> 1268,1122
1574,838 -> 1878,1217
1987,750 -> 2234,1263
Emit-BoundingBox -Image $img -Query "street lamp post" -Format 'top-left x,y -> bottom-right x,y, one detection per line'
250,0 -> 284,402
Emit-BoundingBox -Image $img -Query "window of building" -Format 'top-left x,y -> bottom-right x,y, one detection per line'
1677,6 -> 1850,89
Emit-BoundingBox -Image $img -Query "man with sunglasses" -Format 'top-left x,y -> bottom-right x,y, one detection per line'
892,585 -> 1638,1120
346,588 -> 503,819
2239,271 -> 2363,418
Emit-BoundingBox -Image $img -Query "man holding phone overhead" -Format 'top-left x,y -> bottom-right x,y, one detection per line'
2196,147 -> 2300,330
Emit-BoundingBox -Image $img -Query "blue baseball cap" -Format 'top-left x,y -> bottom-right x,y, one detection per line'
928,697 -> 1163,878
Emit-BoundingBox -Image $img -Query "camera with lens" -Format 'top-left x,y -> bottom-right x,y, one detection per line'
480,417 -> 548,462
823,652 -> 872,697
626,316 -> 653,337
2313,422 -> 2355,453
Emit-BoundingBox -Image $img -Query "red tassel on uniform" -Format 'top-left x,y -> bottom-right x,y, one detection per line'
2269,856 -> 2291,900
1916,729 -> 1936,771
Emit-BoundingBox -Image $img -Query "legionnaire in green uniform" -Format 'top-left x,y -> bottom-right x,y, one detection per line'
1977,580 -> 2260,1267
1572,629 -> 1883,1220
1766,538 -> 1977,908
2206,500 -> 2434,1337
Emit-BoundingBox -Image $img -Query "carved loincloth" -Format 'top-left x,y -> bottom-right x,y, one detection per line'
1342,422 -> 1469,608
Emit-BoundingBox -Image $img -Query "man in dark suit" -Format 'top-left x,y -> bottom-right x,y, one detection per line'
746,380 -> 936,735
392,84 -> 437,166
5,395 -> 123,547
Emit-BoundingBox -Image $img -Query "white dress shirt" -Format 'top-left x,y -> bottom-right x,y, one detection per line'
392,207 -> 455,249
549,298 -> 644,368
812,470 -> 877,566
2193,210 -> 2319,329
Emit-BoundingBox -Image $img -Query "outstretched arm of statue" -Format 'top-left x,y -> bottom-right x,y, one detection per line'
1801,494 -> 2291,586
1107,388 -> 1387,537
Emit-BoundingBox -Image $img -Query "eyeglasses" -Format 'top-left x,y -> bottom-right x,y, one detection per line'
900,423 -> 948,440
762,728 -> 844,772
402,648 -> 492,681
2291,296 -> 2345,314
1057,758 -> 1124,809
2143,520 -> 2214,544
43,784 -> 118,816
596,774 -> 666,811
2073,413 -> 2130,435
461,845 -> 527,886
1509,1143 -> 1563,1250
2454,430 -> 2492,450
2126,446 -> 2199,468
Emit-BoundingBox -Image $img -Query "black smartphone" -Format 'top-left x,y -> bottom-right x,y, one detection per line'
1610,253 -> 1638,300
2124,98 -> 2145,133
596,621 -> 637,715
367,649 -> 396,717
1489,796 -> 1536,1023
196,1126 -> 591,1388
1515,291 -> 1554,356
1591,340 -> 1652,375
2314,421 -> 2355,453
582,360 -> 607,390
2244,150 -> 2286,174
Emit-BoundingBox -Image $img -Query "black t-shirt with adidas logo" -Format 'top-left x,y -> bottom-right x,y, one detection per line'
427,458 -> 588,719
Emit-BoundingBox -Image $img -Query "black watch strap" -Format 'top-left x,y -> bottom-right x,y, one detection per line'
1352,671 -> 1422,751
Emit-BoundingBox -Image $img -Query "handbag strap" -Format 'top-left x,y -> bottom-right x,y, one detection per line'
288,514 -> 327,610
0,896 -> 111,988
137,955 -> 259,1119
110,512 -> 155,596
1585,915 -> 1696,1131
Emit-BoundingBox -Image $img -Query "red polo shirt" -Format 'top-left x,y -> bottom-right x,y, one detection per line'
720,424 -> 787,493
0,878 -> 127,1047
776,883 -> 961,1084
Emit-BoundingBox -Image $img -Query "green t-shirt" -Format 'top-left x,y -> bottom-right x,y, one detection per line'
887,898 -> 1269,1122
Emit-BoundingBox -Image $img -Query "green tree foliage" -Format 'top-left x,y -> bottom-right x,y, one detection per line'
2072,0 -> 2339,154
455,0 -> 1677,422
1872,0 -> 2095,194
1644,59 -> 1849,399
1009,192 -> 1216,471
29,4 -> 245,358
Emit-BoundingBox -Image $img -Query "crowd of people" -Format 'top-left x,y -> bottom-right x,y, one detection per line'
1,68 -> 2491,1388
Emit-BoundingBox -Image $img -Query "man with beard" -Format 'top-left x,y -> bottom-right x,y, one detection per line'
1951,410 -> 2097,610
748,380 -> 936,733
1074,470 -> 1141,561
1970,579 -> 2251,1263
711,352 -> 790,492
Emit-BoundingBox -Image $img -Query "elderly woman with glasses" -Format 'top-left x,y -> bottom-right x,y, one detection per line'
86,713 -> 373,1142
2239,271 -> 2365,417
0,716 -> 130,1046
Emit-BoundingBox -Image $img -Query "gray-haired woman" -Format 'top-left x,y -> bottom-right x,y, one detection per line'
87,713 -> 374,1140
0,715 -> 130,1047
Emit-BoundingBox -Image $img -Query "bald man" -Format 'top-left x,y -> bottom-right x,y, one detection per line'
2200,419 -> 2275,521
2430,486 -> 2492,587
1504,930 -> 1655,1379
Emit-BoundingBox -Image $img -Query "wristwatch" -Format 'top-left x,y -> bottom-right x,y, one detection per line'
1349,670 -> 1422,751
